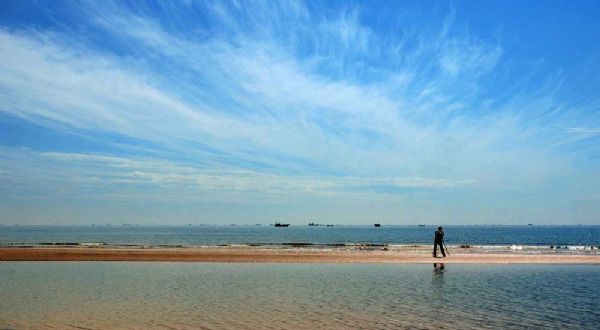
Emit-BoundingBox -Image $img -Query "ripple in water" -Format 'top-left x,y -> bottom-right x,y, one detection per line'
1,263 -> 599,329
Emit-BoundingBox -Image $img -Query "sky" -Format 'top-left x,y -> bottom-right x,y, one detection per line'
1,0 -> 600,225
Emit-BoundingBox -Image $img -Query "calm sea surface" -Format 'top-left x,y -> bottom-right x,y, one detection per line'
0,262 -> 598,329
1,225 -> 599,246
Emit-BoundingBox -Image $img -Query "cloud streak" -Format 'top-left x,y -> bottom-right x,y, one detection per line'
1,0 -> 599,224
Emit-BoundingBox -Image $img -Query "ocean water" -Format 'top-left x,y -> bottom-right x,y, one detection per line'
0,262 -> 598,329
0,225 -> 599,247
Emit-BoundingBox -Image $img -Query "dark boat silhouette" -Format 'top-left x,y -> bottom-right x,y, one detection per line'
274,222 -> 289,227
374,223 -> 381,227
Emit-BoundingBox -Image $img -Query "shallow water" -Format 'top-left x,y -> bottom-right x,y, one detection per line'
1,225 -> 599,246
1,263 -> 598,329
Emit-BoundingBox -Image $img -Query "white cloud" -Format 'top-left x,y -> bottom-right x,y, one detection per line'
0,149 -> 476,204
566,127 -> 600,136
0,9 -> 578,185
1,1 -> 599,224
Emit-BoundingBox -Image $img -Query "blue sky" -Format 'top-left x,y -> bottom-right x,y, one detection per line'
1,0 -> 599,225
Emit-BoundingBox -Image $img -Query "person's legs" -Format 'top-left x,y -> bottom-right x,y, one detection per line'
433,242 -> 446,258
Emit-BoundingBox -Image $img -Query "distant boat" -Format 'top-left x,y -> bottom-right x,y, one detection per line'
374,223 -> 381,227
418,224 -> 426,227
308,222 -> 317,226
326,224 -> 334,227
274,222 -> 289,227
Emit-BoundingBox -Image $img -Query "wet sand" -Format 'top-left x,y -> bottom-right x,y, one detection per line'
1,247 -> 599,263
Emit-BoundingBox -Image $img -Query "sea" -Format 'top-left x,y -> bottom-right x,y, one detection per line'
2,225 -> 599,329
0,225 -> 599,247
1,262 -> 599,329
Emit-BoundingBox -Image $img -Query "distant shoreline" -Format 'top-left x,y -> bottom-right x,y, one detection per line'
1,247 -> 599,263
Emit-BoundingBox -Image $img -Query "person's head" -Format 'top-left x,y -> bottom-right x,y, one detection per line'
438,226 -> 443,231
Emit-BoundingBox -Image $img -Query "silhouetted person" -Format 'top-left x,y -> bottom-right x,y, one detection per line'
433,226 -> 446,258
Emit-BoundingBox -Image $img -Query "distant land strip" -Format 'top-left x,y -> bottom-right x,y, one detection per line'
1,247 -> 600,264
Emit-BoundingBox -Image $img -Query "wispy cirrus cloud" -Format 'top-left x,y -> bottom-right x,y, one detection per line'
3,149 -> 475,197
565,127 -> 600,137
1,0 -> 599,224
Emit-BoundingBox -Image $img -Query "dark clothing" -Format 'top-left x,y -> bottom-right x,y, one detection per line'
434,230 -> 444,243
433,241 -> 446,257
433,230 -> 446,257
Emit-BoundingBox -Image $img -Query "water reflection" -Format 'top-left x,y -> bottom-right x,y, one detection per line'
431,263 -> 446,294
1,263 -> 598,329
429,262 -> 447,323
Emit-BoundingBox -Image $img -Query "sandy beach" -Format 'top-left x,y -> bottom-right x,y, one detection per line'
1,246 -> 599,263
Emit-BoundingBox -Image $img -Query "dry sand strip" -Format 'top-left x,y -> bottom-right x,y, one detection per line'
1,247 -> 600,263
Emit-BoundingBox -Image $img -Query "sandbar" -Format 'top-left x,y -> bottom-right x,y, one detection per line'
1,247 -> 599,263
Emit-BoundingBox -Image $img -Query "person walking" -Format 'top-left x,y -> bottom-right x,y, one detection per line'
433,226 -> 446,258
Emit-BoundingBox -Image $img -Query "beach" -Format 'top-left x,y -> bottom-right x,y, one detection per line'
2,246 -> 599,263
